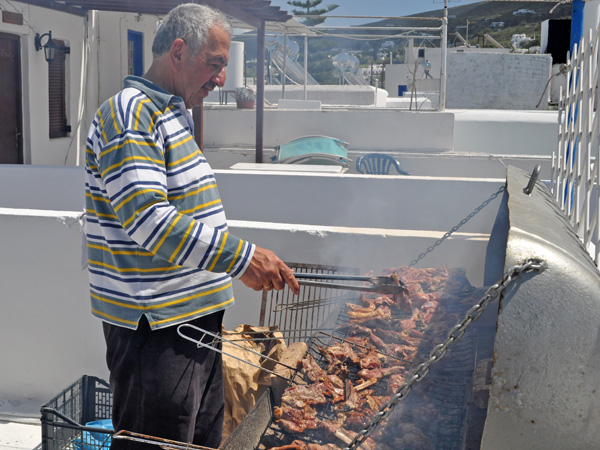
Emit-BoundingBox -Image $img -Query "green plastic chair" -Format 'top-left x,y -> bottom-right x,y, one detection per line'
356,153 -> 409,175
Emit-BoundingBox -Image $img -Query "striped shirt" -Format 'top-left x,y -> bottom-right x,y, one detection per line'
84,76 -> 255,330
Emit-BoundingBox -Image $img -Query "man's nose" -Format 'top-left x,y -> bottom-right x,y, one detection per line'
213,68 -> 226,88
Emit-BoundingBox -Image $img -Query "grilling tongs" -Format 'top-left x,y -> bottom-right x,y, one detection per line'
293,272 -> 408,295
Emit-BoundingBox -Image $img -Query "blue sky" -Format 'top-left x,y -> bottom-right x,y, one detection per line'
270,0 -> 483,26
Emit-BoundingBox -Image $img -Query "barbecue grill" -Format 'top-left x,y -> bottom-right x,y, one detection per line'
219,165 -> 600,450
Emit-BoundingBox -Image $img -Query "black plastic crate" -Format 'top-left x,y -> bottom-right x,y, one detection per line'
41,375 -> 113,450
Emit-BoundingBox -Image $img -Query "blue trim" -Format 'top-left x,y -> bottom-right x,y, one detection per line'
127,30 -> 144,76
570,0 -> 585,53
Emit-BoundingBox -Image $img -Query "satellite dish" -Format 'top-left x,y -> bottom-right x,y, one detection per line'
265,34 -> 279,52
332,53 -> 360,82
285,40 -> 300,60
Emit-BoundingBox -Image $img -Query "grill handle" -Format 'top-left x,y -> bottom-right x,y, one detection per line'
295,278 -> 407,295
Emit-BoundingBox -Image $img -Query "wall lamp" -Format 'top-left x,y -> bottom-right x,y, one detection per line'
35,31 -> 57,63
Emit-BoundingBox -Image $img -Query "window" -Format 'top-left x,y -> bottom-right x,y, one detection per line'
48,39 -> 70,138
127,30 -> 144,76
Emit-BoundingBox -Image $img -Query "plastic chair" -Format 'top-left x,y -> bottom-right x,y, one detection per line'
356,153 -> 409,175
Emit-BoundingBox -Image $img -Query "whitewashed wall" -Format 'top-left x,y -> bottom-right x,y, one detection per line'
446,52 -> 553,110
202,108 -> 456,151
0,1 -> 87,165
96,11 -> 159,106
453,109 -> 559,156
0,165 -> 504,407
0,2 -> 160,167
262,85 -> 389,107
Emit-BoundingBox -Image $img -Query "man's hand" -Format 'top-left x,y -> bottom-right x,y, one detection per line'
240,246 -> 299,295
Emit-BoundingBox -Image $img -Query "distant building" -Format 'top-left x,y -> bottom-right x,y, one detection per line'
491,21 -> 505,28
511,33 -> 533,48
513,9 -> 536,15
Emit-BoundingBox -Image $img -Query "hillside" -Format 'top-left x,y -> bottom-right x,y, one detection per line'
377,0 -> 573,48
235,1 -> 573,84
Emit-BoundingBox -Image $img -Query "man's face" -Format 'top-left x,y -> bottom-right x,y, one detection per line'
179,26 -> 230,109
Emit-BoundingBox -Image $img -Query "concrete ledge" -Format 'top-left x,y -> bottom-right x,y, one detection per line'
277,99 -> 322,110
203,108 -> 455,151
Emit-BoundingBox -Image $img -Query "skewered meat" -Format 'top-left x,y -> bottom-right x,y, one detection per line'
346,303 -> 392,321
334,323 -> 373,337
359,347 -> 386,370
358,364 -> 403,381
301,354 -> 328,383
268,265 -> 475,450
280,383 -> 328,407
267,440 -> 342,450
318,341 -> 361,378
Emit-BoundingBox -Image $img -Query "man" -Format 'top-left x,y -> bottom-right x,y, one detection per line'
423,59 -> 433,79
84,4 -> 299,448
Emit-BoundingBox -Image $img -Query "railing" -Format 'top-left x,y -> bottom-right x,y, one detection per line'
552,25 -> 600,264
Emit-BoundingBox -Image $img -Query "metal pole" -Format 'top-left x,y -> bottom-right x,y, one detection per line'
281,33 -> 287,99
440,0 -> 448,111
570,0 -> 585,53
256,20 -> 265,163
304,34 -> 308,100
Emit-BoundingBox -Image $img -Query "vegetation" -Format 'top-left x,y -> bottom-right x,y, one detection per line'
287,0 -> 339,26
235,1 -> 573,85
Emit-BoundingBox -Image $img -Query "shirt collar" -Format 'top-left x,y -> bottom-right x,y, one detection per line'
123,75 -> 185,111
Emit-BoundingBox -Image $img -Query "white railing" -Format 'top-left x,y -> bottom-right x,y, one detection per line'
552,25 -> 600,264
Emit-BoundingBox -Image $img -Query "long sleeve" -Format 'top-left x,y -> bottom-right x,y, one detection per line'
84,77 -> 255,329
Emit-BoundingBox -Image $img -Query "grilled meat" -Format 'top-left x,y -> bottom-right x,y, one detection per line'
269,265 -> 474,450
267,440 -> 342,450
346,303 -> 392,322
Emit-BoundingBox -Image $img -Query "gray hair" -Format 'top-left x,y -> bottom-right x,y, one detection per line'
152,3 -> 232,57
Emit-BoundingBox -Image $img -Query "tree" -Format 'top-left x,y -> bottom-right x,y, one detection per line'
287,0 -> 339,26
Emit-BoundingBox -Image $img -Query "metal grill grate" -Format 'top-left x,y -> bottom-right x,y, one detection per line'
259,262 -> 360,345
254,266 -> 483,450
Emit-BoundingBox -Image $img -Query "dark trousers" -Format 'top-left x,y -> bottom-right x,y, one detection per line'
103,312 -> 225,449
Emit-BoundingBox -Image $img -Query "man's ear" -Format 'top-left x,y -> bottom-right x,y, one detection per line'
169,38 -> 186,72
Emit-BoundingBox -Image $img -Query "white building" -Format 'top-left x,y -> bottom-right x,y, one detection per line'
513,8 -> 536,15
2,0 -> 600,448
511,33 -> 532,48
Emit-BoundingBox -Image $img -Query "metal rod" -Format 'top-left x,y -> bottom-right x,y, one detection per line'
223,328 -> 332,341
297,280 -> 407,295
293,272 -> 407,291
113,430 -> 216,449
312,26 -> 442,32
293,14 -> 443,22
177,324 -> 296,380
294,273 -> 390,282
272,296 -> 345,312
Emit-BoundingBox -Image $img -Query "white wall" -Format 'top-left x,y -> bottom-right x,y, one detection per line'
446,52 -> 553,110
263,85 -> 388,107
0,2 -> 161,168
202,108 -> 455,151
96,11 -> 160,105
0,165 -> 504,408
0,1 -> 87,165
453,109 -> 559,156
584,0 -> 600,38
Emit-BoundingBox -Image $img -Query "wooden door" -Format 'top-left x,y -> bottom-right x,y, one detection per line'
0,32 -> 23,164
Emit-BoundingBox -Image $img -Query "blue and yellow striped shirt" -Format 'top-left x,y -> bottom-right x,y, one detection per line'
84,76 -> 255,330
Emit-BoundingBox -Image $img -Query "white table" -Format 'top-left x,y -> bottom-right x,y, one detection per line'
229,163 -> 346,173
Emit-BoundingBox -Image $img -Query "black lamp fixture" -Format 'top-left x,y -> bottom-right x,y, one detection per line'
35,31 -> 57,63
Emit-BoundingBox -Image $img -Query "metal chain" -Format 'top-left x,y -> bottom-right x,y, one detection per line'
346,257 -> 548,450
409,185 -> 506,267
